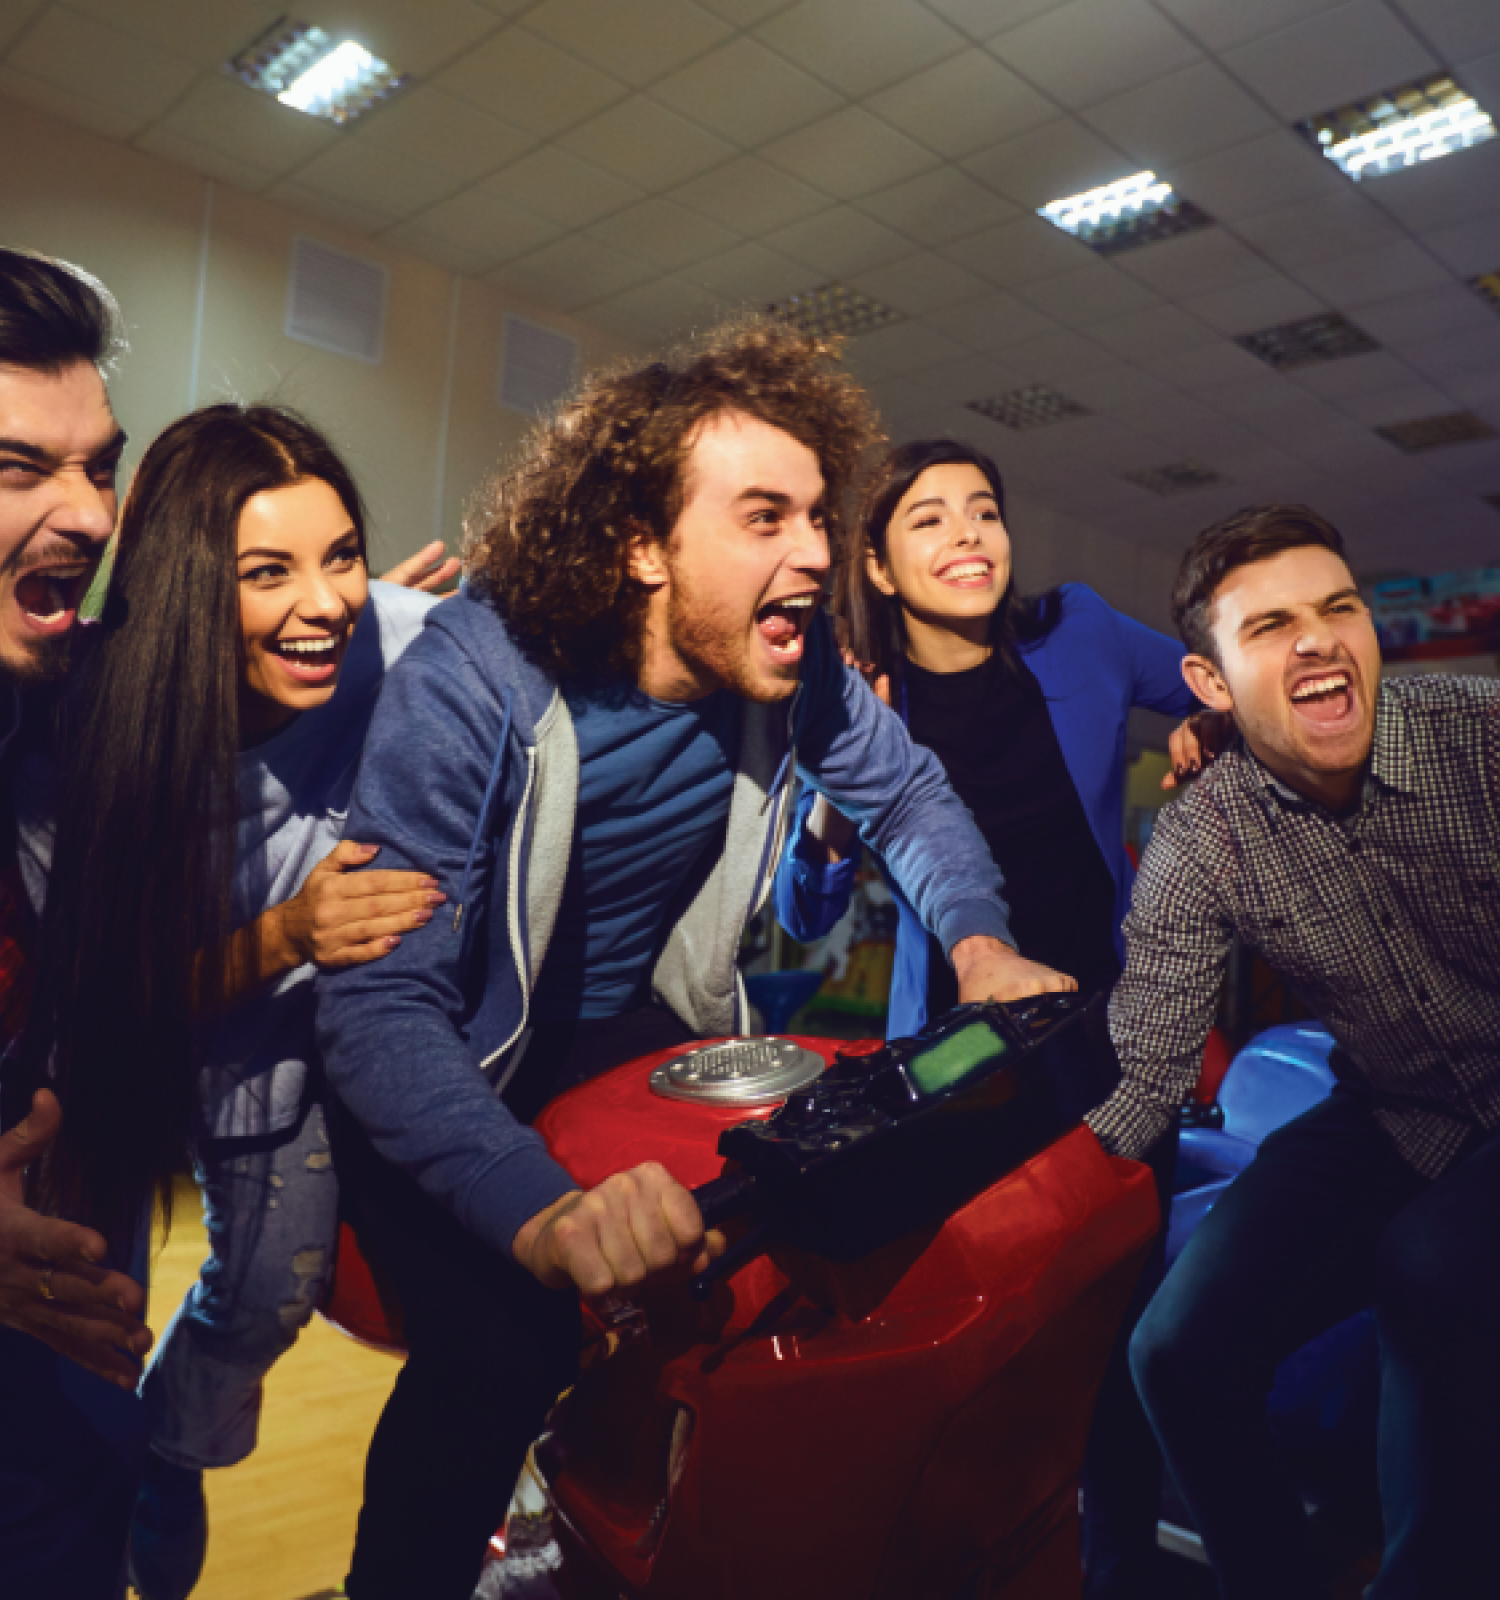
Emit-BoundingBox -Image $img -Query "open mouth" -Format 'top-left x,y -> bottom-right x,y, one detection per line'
269,632 -> 345,685
936,558 -> 993,589
1288,670 -> 1355,728
15,568 -> 90,636
755,592 -> 819,664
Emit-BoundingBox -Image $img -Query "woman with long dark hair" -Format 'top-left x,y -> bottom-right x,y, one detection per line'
774,437 -> 1208,1600
16,403 -> 440,1599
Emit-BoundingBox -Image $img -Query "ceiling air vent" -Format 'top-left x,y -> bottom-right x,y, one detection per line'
768,283 -> 903,339
1235,312 -> 1380,370
966,384 -> 1090,430
286,237 -> 386,363
1376,413 -> 1497,453
499,314 -> 580,416
1125,462 -> 1228,496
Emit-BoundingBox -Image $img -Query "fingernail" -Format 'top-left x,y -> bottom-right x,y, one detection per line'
414,911 -> 433,926
360,844 -> 380,856
424,891 -> 446,906
422,876 -> 440,889
384,936 -> 401,949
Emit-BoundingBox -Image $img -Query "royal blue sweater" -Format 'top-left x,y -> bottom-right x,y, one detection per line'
776,584 -> 1198,1037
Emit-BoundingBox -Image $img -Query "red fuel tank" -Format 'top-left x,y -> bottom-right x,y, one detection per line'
533,1036 -> 1158,1600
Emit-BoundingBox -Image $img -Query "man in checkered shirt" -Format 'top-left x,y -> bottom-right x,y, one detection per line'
1085,505 -> 1500,1599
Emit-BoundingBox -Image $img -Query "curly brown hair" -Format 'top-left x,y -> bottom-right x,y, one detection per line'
465,314 -> 883,685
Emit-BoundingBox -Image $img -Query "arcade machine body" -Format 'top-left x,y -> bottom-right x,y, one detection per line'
531,1000 -> 1159,1600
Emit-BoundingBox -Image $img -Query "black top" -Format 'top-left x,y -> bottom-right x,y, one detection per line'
904,652 -> 1121,1015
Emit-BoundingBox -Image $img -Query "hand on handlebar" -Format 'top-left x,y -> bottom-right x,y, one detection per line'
512,1163 -> 727,1298
950,935 -> 1077,1004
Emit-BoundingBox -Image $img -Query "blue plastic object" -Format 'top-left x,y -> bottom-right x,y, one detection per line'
744,970 -> 824,1036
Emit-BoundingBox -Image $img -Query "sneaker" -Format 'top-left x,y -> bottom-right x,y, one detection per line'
127,1449 -> 208,1600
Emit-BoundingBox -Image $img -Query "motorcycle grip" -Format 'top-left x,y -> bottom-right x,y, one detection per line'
692,1170 -> 760,1230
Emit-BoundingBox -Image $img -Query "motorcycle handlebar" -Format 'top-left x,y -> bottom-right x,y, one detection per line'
691,1169 -> 760,1231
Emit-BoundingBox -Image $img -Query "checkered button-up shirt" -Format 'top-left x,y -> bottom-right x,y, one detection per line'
1087,674 -> 1500,1179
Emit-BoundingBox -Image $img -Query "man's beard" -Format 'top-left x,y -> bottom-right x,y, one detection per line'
2,628 -> 74,686
664,570 -> 798,704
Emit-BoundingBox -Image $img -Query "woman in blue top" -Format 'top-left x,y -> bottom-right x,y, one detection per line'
776,436 -> 1201,1036
774,436 -> 1207,1600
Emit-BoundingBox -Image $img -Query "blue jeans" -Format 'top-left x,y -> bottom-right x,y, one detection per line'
1130,1088 -> 1500,1599
141,1101 -> 338,1469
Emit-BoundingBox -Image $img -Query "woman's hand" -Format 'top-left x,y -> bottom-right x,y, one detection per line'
1162,711 -> 1234,790
381,540 -> 462,595
268,841 -> 446,970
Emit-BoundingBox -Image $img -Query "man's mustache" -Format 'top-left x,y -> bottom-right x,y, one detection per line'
3,536 -> 104,581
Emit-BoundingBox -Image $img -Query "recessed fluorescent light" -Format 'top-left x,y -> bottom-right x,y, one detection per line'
1235,312 -> 1380,371
1037,171 -> 1214,256
229,19 -> 409,126
1472,271 -> 1500,314
768,283 -> 903,339
1376,412 -> 1498,453
966,385 -> 1090,431
1125,462 -> 1227,497
1297,75 -> 1495,182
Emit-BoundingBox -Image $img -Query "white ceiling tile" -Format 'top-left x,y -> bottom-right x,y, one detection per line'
8,5 -> 198,121
909,353 -> 1028,404
987,0 -> 1202,111
857,167 -> 1021,247
1284,348 -> 1426,399
1334,378 -> 1460,427
1222,1 -> 1439,123
865,47 -> 1054,160
353,88 -> 535,186
696,0 -> 796,23
589,273 -> 726,337
1089,302 -> 1224,359
849,251 -> 992,314
940,212 -> 1093,288
471,0 -> 535,15
1063,364 -> 1183,412
405,186 -> 565,262
1115,229 -> 1277,298
1010,260 -> 1162,325
650,35 -> 841,146
147,76 -> 339,174
1400,322 -> 1500,387
435,24 -> 626,137
501,233 -> 660,310
1459,47 -> 1500,116
134,125 -> 279,191
1359,140 -> 1500,233
1291,240 -> 1454,309
754,0 -> 967,98
524,0 -> 731,88
1170,130 -> 1348,222
294,140 -> 465,223
1183,275 -> 1330,336
1389,0 -> 1500,65
921,290 -> 1062,350
671,154 -> 828,232
1152,0 -> 1349,53
841,319 -> 968,375
681,241 -> 813,304
1230,189 -> 1406,271
558,96 -> 736,187
763,204 -> 917,276
0,61 -> 148,141
296,0 -> 502,77
1000,327 -> 1118,381
580,299 -> 666,348
919,0 -> 1059,41
961,118 -> 1139,211
265,180 -> 393,236
1138,339 -> 1270,390
1084,60 -> 1277,169
1423,212 -> 1500,276
379,222 -> 498,276
758,106 -> 939,201
1352,284 -> 1499,349
64,0 -> 279,66
0,1 -> 45,53
588,196 -> 742,269
479,146 -> 643,228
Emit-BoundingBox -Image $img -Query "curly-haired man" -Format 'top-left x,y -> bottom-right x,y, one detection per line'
317,318 -> 1069,1600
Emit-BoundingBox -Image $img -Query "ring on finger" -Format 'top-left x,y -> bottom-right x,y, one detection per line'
38,1265 -> 56,1301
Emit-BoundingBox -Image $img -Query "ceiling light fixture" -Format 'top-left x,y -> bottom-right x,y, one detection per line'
966,385 -> 1090,430
1376,412 -> 1498,452
1297,75 -> 1495,182
1472,271 -> 1500,313
1235,312 -> 1380,370
229,19 -> 409,125
1124,462 -> 1227,496
1037,171 -> 1214,255
767,284 -> 903,339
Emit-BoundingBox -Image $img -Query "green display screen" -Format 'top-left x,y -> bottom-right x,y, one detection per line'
907,1021 -> 1009,1097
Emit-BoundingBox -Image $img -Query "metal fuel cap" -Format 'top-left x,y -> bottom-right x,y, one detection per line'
649,1037 -> 827,1107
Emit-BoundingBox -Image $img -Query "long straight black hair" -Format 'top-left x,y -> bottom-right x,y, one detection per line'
836,439 -> 1061,701
24,403 -> 367,1245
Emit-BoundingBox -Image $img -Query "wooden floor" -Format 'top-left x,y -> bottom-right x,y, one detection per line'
143,1179 -> 401,1600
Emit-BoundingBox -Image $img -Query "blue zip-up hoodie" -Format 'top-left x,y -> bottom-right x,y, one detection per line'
316,590 -> 1014,1258
776,584 -> 1198,1038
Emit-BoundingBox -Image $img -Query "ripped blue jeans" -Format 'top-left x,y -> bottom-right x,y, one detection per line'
140,1101 -> 339,1471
